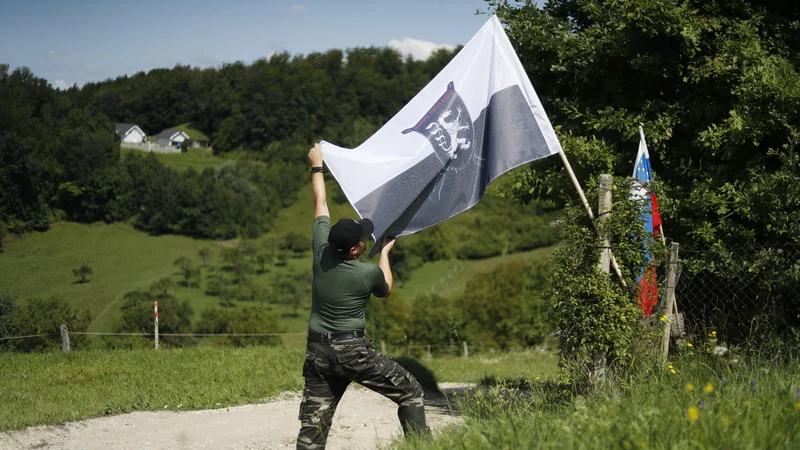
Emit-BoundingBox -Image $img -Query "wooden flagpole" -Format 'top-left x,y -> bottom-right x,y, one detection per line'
558,151 -> 628,288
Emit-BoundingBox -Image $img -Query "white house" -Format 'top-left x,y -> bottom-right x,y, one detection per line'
155,129 -> 190,148
115,123 -> 146,143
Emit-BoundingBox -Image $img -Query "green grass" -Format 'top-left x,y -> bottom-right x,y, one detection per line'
0,222 -> 220,331
396,246 -> 555,300
0,178 -> 554,342
0,346 -> 304,432
394,356 -> 800,449
120,147 -> 228,171
423,347 -> 559,384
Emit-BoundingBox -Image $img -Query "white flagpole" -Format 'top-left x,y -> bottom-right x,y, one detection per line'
558,151 -> 628,288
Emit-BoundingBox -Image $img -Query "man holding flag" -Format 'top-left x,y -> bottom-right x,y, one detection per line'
296,144 -> 428,449
297,15 -> 564,448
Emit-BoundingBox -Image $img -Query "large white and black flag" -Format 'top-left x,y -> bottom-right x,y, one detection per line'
321,16 -> 562,256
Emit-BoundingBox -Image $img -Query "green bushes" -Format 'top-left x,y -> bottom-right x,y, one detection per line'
550,176 -> 663,386
369,259 -> 553,353
195,308 -> 285,347
0,294 -> 91,352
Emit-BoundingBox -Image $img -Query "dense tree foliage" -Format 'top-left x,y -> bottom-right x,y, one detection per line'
498,0 -> 800,336
1,47 -> 461,247
0,294 -> 91,352
66,47 -> 461,153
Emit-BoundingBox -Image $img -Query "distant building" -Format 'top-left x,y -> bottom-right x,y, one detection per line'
155,129 -> 190,148
115,123 -> 146,143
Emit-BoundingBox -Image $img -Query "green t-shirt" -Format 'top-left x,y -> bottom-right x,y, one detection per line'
308,216 -> 389,333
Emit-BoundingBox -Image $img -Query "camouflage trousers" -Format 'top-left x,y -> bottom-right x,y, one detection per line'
296,337 -> 428,450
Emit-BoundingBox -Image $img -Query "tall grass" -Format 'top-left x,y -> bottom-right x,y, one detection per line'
0,347 -> 303,431
395,354 -> 800,449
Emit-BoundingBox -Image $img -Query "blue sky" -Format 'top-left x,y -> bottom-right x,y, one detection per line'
0,0 -> 500,89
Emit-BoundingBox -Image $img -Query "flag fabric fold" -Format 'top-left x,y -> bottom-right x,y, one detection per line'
320,16 -> 562,257
631,126 -> 661,316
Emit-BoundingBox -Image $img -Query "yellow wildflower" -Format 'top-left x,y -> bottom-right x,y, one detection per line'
795,401 -> 800,410
712,331 -> 717,336
704,383 -> 715,394
686,383 -> 695,392
660,315 -> 667,322
535,377 -> 541,381
640,441 -> 647,448
687,406 -> 700,422
668,364 -> 673,369
670,369 -> 677,374
687,343 -> 693,348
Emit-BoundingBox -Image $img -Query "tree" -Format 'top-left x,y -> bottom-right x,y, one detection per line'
72,265 -> 93,284
274,272 -> 311,317
173,256 -> 199,288
149,277 -> 173,297
0,293 -> 16,349
198,248 -> 211,266
496,0 -> 800,339
11,295 -> 91,352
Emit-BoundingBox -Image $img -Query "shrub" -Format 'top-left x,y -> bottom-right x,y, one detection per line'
457,259 -> 552,350
195,307 -> 284,347
10,295 -> 91,352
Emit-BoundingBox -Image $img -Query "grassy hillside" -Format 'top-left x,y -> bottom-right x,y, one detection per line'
120,147 -> 228,172
0,153 -> 556,340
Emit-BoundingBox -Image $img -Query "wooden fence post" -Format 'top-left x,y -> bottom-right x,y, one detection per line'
427,345 -> 432,360
463,341 -> 469,359
154,301 -> 160,351
60,324 -> 70,353
660,243 -> 680,366
380,340 -> 387,355
591,174 -> 613,388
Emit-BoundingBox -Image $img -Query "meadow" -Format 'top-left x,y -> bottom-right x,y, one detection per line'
0,160 -> 554,341
396,355 -> 800,450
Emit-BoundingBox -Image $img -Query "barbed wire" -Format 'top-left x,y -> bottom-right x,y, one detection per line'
0,334 -> 45,341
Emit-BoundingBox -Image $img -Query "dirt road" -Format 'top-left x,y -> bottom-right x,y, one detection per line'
0,386 -> 463,450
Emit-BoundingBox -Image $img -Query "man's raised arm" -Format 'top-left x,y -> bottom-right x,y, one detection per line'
376,238 -> 395,297
308,143 -> 329,219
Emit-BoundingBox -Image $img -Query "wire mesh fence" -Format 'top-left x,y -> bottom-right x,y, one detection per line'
672,241 -> 800,348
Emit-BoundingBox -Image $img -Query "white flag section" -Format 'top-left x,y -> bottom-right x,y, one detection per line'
321,15 -> 562,257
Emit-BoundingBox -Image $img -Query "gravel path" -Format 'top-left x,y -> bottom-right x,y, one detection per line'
0,386 -> 465,450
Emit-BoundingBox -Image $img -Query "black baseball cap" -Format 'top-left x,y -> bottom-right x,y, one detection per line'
328,218 -> 374,253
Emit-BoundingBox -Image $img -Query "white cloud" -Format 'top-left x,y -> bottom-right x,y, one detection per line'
388,38 -> 455,61
290,4 -> 306,13
53,80 -> 68,90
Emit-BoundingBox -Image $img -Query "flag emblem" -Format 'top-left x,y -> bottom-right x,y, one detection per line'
402,82 -> 476,171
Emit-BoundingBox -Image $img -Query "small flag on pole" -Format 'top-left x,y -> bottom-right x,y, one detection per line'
632,126 -> 662,316
320,16 -> 562,256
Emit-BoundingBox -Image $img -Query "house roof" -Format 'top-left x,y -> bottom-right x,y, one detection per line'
115,123 -> 137,136
155,128 -> 190,141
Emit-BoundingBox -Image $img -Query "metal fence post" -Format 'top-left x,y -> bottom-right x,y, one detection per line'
661,242 -> 680,366
154,301 -> 160,351
60,324 -> 70,353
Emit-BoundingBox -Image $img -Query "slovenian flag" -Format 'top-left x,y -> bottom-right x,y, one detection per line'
320,16 -> 562,257
632,126 -> 662,316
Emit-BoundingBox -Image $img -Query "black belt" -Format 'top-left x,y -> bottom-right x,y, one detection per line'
307,330 -> 365,343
